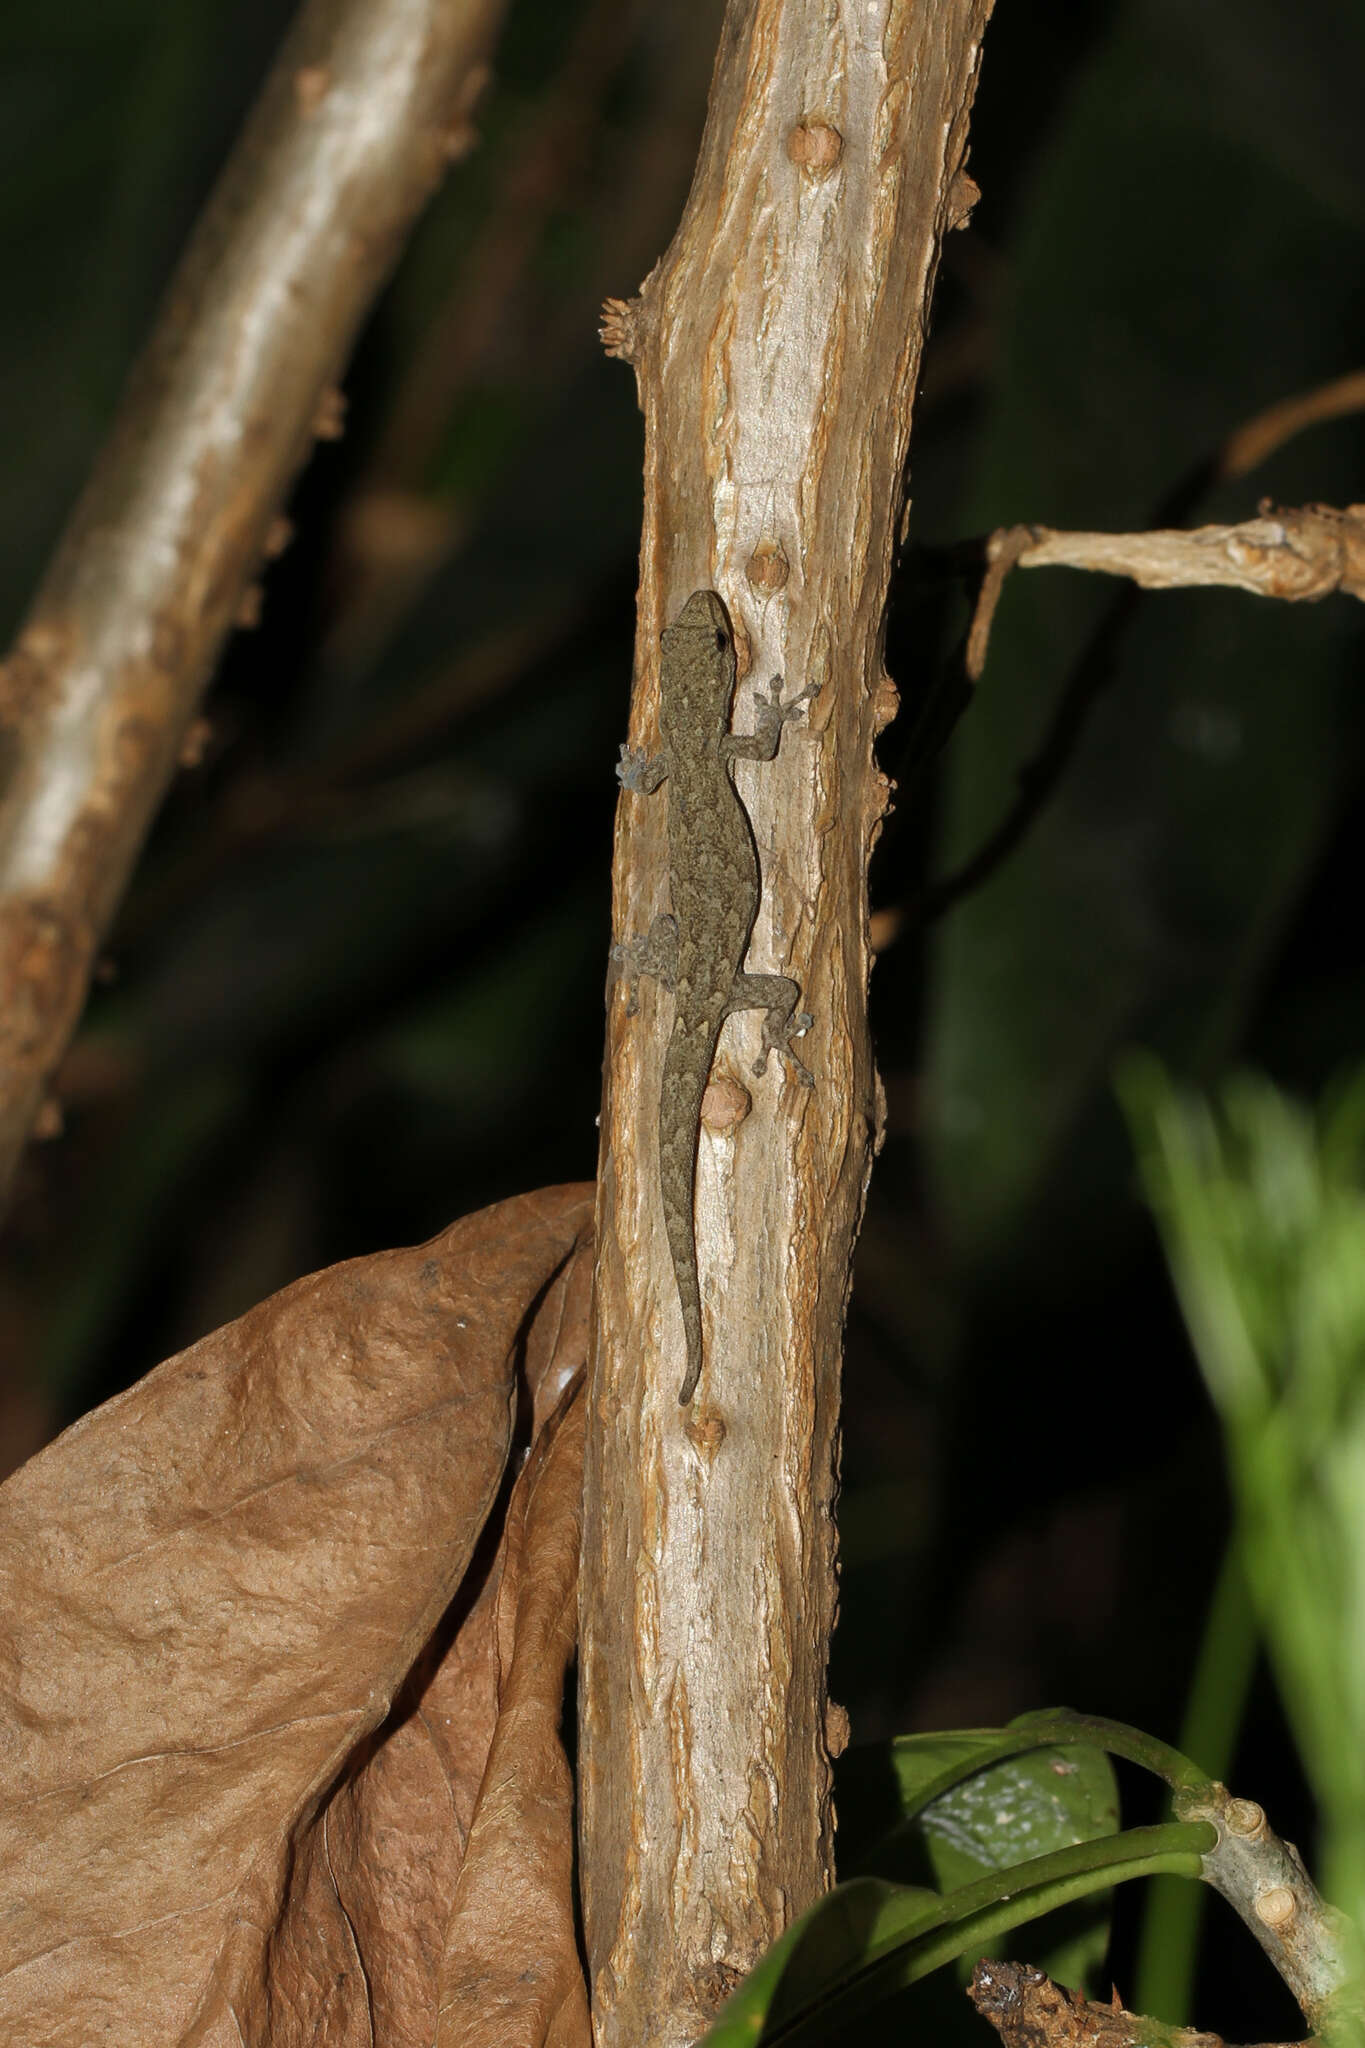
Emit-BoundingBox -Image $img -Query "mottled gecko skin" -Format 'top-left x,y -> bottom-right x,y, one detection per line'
615,590 -> 816,1404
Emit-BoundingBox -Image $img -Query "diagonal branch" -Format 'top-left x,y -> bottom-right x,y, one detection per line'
0,0 -> 509,1219
912,497 -> 1364,930
966,501 -> 1365,677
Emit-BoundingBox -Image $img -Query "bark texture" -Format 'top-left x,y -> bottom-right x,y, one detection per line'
0,0 -> 506,1214
579,3 -> 995,2041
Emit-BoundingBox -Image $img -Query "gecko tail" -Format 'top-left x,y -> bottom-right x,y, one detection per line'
678,1345 -> 702,1404
676,1283 -> 703,1403
660,1025 -> 709,1404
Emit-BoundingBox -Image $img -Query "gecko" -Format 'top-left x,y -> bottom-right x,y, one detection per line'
613,589 -> 817,1405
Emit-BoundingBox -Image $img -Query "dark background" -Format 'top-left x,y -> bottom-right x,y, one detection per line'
2,1 -> 1362,2035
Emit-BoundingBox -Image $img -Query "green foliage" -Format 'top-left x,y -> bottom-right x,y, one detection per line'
1121,1057 -> 1365,1960
906,1739 -> 1119,1988
1133,1546 -> 1258,2024
702,1714 -> 1214,2046
840,1723 -> 1120,1996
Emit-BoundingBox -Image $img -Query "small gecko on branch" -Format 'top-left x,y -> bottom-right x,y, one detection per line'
614,590 -> 817,1404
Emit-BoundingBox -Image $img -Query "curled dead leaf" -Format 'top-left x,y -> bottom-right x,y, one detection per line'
0,1183 -> 593,2046
436,1383 -> 590,2048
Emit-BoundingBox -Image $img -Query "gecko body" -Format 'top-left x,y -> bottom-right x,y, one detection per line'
615,590 -> 815,1404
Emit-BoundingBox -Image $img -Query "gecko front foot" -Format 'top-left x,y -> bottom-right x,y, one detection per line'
725,674 -> 821,764
616,743 -> 667,794
611,912 -> 679,1014
760,673 -> 820,732
765,673 -> 820,718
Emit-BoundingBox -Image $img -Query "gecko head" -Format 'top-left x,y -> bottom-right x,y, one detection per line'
660,591 -> 736,735
670,590 -> 730,643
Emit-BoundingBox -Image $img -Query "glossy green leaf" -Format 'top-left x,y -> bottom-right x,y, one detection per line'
839,1725 -> 1062,1859
701,1824 -> 1214,2048
727,1715 -> 1216,2045
842,1723 -> 1117,1994
921,1743 -> 1117,1981
839,1712 -> 1208,1872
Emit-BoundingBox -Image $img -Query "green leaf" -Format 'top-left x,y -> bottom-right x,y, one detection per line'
838,1712 -> 1210,1873
841,1721 -> 1119,1995
701,1824 -> 1215,2048
838,1725 -> 1068,1859
1119,1056 -> 1365,1955
918,1742 -> 1118,1987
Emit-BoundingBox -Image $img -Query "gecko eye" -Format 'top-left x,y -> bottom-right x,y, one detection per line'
715,630 -> 726,650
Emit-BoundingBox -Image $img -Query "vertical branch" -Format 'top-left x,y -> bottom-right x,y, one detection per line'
579,1 -> 995,2042
0,0 -> 507,1213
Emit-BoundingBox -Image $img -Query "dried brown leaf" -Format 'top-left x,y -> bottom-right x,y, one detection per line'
212,1220 -> 595,2047
0,1182 -> 593,2046
436,1382 -> 590,2048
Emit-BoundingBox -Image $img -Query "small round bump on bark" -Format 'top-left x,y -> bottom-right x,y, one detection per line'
701,1075 -> 750,1134
1255,1886 -> 1296,1929
745,542 -> 790,594
178,718 -> 214,769
946,169 -> 982,230
600,296 -> 642,363
313,386 -> 347,441
787,120 -> 843,175
1225,1797 -> 1266,1837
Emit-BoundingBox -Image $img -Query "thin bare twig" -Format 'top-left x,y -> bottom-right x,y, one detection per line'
1217,367 -> 1365,481
911,365 -> 1365,930
1174,1781 -> 1355,2032
965,501 -> 1365,678
0,0 -> 508,1216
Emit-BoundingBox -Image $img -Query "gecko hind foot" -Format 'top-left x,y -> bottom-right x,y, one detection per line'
753,1008 -> 814,1085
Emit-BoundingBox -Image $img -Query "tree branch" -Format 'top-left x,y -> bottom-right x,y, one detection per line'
0,0 -> 508,1216
579,2 -> 995,2040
